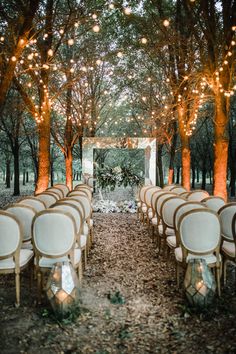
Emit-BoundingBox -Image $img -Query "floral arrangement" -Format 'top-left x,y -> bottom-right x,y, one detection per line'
96,165 -> 144,191
93,199 -> 137,213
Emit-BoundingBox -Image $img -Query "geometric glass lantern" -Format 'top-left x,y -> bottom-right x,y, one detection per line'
45,261 -> 80,316
184,259 -> 216,308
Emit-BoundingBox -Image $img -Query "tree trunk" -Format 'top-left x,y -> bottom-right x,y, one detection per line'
35,111 -> 51,193
176,167 -> 180,184
191,165 -> 195,189
23,169 -> 26,186
157,144 -> 164,187
178,105 -> 191,190
13,149 -> 20,196
6,160 -> 11,188
202,167 -> 207,190
197,168 -> 200,183
168,121 -> 177,184
180,134 -> 191,190
213,92 -> 229,200
26,171 -> 29,183
65,147 -> 73,191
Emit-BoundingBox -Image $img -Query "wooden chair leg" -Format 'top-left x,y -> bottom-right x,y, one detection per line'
37,270 -> 42,304
78,260 -> 83,284
176,263 -> 180,288
15,271 -> 20,307
223,260 -> 227,286
216,265 -> 221,297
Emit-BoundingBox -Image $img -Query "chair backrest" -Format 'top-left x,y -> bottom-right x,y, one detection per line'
18,197 -> 46,212
51,204 -> 83,237
163,184 -> 176,191
180,191 -> 192,198
178,209 -> 221,257
144,186 -> 162,208
74,183 -> 91,191
47,187 -> 64,199
218,203 -> 236,242
231,213 -> 236,245
68,190 -> 88,199
35,192 -> 58,208
87,176 -> 95,188
73,187 -> 92,200
53,184 -> 70,197
155,192 -> 176,217
6,204 -> 36,242
202,196 -> 225,212
139,185 -> 154,203
57,198 -> 85,219
161,196 -> 186,229
67,195 -> 91,219
174,202 -> 206,231
33,210 -> 76,257
0,211 -> 22,259
187,190 -> 209,202
170,186 -> 187,194
151,190 -> 166,212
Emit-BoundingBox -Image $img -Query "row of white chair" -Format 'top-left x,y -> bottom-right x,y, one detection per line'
137,184 -> 236,295
0,183 -> 93,306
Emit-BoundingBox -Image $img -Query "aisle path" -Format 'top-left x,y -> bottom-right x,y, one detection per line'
1,213 -> 236,353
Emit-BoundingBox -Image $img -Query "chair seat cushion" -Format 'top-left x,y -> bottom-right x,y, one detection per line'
89,219 -> 93,228
166,236 -> 176,248
37,248 -> 81,268
0,249 -> 34,270
151,217 -> 158,225
174,247 -> 220,264
83,222 -> 89,235
148,210 -> 154,219
81,234 -> 87,248
141,205 -> 147,213
158,224 -> 175,236
222,241 -> 235,258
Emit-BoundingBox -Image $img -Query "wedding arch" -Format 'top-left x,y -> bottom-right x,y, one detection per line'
82,137 -> 157,185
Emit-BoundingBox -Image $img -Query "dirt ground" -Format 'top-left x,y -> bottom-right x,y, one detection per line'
0,210 -> 236,354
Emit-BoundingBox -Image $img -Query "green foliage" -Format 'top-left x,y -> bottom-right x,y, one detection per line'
40,303 -> 82,324
96,164 -> 143,191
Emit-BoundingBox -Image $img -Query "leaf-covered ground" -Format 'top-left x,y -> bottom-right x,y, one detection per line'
1,209 -> 236,353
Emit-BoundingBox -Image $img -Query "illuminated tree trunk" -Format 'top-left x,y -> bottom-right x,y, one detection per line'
168,122 -> 177,184
178,106 -> 191,190
35,0 -> 53,194
65,147 -> 73,191
35,105 -> 51,193
213,92 -> 229,200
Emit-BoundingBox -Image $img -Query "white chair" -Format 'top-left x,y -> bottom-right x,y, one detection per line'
172,202 -> 206,261
18,197 -> 46,212
175,208 -> 221,295
73,187 -> 92,201
139,185 -> 154,223
218,203 -> 236,285
67,195 -> 93,244
170,186 -> 188,194
68,190 -> 88,199
160,196 -> 186,257
0,211 -> 34,306
35,192 -> 58,207
180,191 -> 192,198
53,184 -> 70,197
47,187 -> 64,199
187,190 -> 209,202
144,186 -> 162,228
6,204 -> 37,249
155,192 -> 176,252
74,183 -> 93,192
32,209 -> 82,302
149,190 -> 165,238
163,184 -> 176,191
51,203 -> 88,267
202,196 -> 225,212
